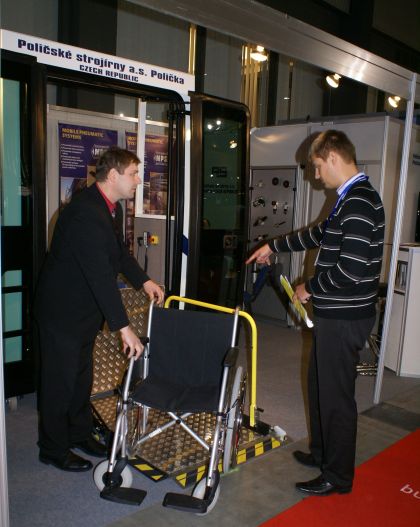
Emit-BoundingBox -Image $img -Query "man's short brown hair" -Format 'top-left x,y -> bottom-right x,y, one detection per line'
309,130 -> 357,165
95,146 -> 140,182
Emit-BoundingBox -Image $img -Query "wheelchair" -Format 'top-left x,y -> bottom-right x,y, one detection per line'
93,296 -> 247,515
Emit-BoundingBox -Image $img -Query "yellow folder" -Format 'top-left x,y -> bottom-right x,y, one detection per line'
280,275 -> 314,328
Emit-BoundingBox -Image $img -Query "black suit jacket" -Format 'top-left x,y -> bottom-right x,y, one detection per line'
35,184 -> 149,341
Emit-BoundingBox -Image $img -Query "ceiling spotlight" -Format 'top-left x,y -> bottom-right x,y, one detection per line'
229,140 -> 238,149
326,73 -> 341,88
207,123 -> 213,130
388,95 -> 401,108
250,45 -> 268,62
216,119 -> 222,125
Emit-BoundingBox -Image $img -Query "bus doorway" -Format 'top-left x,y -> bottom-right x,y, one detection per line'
1,32 -> 250,400
45,86 -> 184,296
1,48 -> 187,399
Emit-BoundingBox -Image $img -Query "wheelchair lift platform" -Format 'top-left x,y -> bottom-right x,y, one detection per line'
91,290 -> 286,494
92,394 -> 284,487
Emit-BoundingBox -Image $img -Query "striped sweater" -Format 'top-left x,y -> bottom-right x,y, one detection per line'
268,179 -> 385,320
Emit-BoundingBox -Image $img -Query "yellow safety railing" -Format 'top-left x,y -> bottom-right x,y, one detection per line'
164,295 -> 258,427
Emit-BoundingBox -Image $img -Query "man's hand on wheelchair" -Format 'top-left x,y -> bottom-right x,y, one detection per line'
143,279 -> 164,305
120,325 -> 144,360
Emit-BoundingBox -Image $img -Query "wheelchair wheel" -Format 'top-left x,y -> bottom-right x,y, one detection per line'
192,476 -> 220,515
223,366 -> 245,474
93,459 -> 133,491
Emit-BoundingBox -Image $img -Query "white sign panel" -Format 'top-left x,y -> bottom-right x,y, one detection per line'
0,29 -> 195,95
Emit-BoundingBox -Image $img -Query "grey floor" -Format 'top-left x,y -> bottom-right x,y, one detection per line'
5,321 -> 420,527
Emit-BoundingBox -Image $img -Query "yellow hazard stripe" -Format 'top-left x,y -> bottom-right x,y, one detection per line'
175,464 -> 207,487
176,473 -> 187,487
237,448 -> 247,465
136,463 -> 153,471
173,436 -> 283,487
196,465 -> 206,481
132,461 -> 167,481
255,443 -> 264,456
271,437 -> 281,449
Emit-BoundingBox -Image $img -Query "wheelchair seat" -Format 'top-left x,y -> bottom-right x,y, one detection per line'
132,307 -> 235,413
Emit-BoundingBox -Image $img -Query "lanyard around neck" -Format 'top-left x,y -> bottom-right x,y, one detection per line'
325,174 -> 368,228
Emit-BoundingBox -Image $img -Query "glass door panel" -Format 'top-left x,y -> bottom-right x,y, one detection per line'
191,97 -> 250,307
2,272 -> 23,363
1,75 -> 34,397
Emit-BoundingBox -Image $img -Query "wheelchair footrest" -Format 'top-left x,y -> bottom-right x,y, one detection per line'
163,492 -> 208,513
100,486 -> 147,506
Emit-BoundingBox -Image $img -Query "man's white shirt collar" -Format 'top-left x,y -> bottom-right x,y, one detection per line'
337,172 -> 364,196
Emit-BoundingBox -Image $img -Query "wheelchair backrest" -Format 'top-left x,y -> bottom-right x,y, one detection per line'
147,307 -> 236,388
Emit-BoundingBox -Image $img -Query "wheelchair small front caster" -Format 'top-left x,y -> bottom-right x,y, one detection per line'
94,459 -> 146,506
93,459 -> 133,491
192,475 -> 221,515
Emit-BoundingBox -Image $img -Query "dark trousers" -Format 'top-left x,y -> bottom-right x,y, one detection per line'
308,316 -> 375,488
37,325 -> 95,459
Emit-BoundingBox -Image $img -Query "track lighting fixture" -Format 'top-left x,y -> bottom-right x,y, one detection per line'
326,73 -> 341,88
388,95 -> 401,108
250,45 -> 268,62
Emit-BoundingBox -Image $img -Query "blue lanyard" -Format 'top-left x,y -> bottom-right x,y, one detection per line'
324,174 -> 368,229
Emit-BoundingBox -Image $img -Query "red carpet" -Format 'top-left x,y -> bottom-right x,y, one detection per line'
261,429 -> 420,527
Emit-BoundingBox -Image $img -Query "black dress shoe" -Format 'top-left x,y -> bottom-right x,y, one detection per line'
293,450 -> 319,467
72,436 -> 107,457
296,474 -> 352,496
40,451 -> 93,472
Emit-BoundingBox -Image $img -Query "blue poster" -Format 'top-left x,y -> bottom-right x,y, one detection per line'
125,131 -> 137,255
59,123 -> 118,207
125,131 -> 168,216
144,134 -> 168,216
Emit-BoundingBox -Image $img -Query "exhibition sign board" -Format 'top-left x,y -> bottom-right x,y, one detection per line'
0,29 -> 195,95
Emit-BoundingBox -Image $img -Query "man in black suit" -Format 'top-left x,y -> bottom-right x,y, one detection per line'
35,146 -> 164,472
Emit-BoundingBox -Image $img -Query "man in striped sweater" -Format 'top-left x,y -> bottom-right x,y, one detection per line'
246,130 -> 385,496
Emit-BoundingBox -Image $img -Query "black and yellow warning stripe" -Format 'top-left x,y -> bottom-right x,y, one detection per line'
174,436 -> 282,488
129,457 -> 167,482
236,435 -> 281,465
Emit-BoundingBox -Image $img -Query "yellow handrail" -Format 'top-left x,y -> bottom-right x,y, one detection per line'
164,295 -> 258,427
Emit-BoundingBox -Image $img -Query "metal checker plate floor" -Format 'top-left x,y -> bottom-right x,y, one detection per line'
91,396 -> 277,478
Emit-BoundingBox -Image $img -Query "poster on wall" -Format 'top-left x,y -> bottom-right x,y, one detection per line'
125,131 -> 138,255
58,123 -> 118,208
126,131 -> 137,154
144,134 -> 168,216
127,131 -> 168,217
